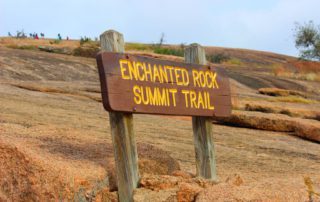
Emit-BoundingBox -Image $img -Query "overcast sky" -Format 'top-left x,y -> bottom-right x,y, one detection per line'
1,0 -> 320,56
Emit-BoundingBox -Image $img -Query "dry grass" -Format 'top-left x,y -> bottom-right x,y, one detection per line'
304,176 -> 320,201
272,60 -> 320,81
258,88 -> 318,104
245,104 -> 275,113
224,58 -> 243,66
0,37 -> 79,48
244,103 -> 320,120
258,88 -> 306,97
1,45 -> 320,201
215,110 -> 320,142
5,44 -> 38,50
269,96 -> 318,104
11,83 -> 102,102
125,43 -> 152,51
291,60 -> 320,73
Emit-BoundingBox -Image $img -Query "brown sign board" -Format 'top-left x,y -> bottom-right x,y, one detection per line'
96,52 -> 231,117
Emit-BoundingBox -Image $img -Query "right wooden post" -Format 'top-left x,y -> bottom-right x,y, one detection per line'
185,44 -> 218,181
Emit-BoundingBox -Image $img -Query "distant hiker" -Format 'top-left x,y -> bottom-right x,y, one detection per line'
40,33 -> 44,38
29,33 -> 33,38
66,36 -> 69,40
8,32 -> 12,37
35,34 -> 39,40
58,33 -> 62,40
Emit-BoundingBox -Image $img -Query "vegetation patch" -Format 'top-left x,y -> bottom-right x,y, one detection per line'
153,47 -> 184,57
258,88 -> 306,97
245,104 -> 275,113
79,36 -> 94,45
226,58 -> 243,66
73,43 -> 100,58
215,111 -> 320,143
126,43 -> 151,51
272,60 -> 320,82
49,40 -> 61,45
206,53 -> 230,64
6,44 -> 37,50
269,96 -> 317,104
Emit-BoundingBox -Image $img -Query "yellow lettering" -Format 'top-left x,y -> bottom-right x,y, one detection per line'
152,64 -> 162,83
166,66 -> 174,84
192,70 -> 200,87
205,71 -> 213,88
141,86 -> 149,104
166,88 -> 170,105
190,91 -> 198,108
174,68 -> 183,86
212,72 -> 219,89
204,91 -> 208,108
147,87 -> 159,106
128,60 -> 137,80
206,92 -> 214,110
157,88 -> 167,106
133,85 -> 142,104
143,62 -> 152,82
197,91 -> 205,109
134,62 -> 145,81
159,65 -> 168,83
181,68 -> 189,86
119,59 -> 130,80
182,90 -> 190,108
169,89 -> 177,107
199,72 -> 206,87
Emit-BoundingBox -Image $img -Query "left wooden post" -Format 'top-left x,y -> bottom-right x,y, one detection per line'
100,30 -> 139,202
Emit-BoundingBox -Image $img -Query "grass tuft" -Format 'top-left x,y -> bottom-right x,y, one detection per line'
258,88 -> 306,98
153,47 -> 184,57
269,96 -> 317,104
6,44 -> 37,50
126,43 -> 151,51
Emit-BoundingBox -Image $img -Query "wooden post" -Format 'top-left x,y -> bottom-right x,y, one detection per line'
185,44 -> 218,181
100,30 -> 139,202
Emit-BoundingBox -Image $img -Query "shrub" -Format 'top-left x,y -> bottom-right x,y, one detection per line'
80,36 -> 92,45
126,43 -> 150,51
272,64 -> 287,76
49,39 -> 61,45
270,96 -> 317,104
290,60 -> 320,73
279,109 -> 293,116
16,29 -> 27,38
206,53 -> 230,64
245,104 -> 274,113
73,45 -> 99,58
6,44 -> 37,50
227,58 -> 243,66
258,88 -> 306,98
294,21 -> 320,61
153,47 -> 184,57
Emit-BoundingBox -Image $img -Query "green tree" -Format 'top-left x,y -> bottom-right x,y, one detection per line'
294,21 -> 320,61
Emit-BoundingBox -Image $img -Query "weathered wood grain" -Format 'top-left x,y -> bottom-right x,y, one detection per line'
100,30 -> 139,202
185,44 -> 218,181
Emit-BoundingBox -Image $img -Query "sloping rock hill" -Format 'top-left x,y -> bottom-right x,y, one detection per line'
0,45 -> 319,201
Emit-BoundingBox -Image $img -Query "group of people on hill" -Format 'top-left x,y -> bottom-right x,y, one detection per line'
8,31 -> 69,41
29,32 -> 44,39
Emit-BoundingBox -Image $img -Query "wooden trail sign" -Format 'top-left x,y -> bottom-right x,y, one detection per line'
97,52 -> 231,117
97,29 -> 232,202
